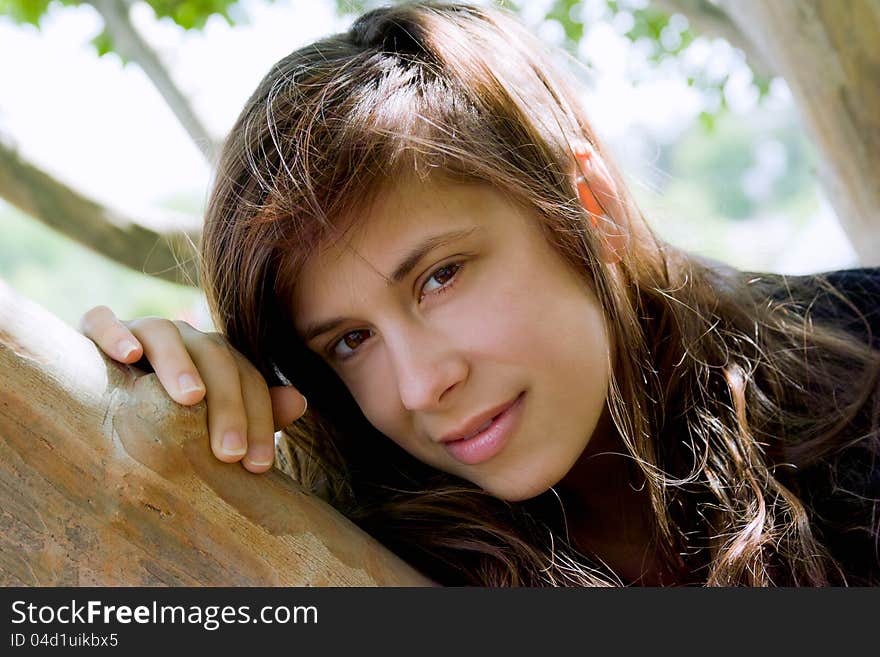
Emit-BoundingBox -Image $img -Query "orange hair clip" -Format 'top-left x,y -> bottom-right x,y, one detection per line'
575,148 -> 603,228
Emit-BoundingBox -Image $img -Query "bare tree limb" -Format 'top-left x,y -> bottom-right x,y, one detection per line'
0,281 -> 433,585
85,0 -> 221,164
0,136 -> 201,286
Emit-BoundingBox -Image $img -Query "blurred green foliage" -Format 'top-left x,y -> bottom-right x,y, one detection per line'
635,110 -> 822,270
0,0 -> 67,24
669,115 -> 815,220
0,204 -> 203,328
0,0 -> 774,116
0,0 -> 240,28
1,0 -> 252,59
0,0 -> 835,325
546,0 -> 584,44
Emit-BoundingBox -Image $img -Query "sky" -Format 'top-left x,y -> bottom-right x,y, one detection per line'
0,0 -> 859,274
0,0 -> 347,211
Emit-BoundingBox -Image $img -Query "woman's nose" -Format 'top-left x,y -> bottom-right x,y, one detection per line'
386,326 -> 468,412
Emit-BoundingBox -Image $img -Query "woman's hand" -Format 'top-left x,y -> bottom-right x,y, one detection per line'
79,305 -> 308,473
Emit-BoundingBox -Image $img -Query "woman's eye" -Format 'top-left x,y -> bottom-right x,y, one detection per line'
328,262 -> 463,362
420,262 -> 462,298
331,328 -> 373,360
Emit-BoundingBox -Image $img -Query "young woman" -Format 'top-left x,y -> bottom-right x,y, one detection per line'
80,2 -> 880,586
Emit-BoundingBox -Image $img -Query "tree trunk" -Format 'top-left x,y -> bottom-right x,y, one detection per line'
0,137 -> 200,286
0,282 -> 432,586
715,0 -> 880,265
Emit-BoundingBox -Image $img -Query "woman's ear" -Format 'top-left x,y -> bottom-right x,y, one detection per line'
572,142 -> 629,264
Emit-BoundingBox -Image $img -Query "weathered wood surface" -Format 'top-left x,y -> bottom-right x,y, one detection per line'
0,282 -> 431,586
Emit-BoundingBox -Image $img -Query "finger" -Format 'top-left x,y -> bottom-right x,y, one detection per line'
178,327 -> 249,463
126,317 -> 206,406
230,351 -> 277,473
79,305 -> 143,363
269,386 -> 308,431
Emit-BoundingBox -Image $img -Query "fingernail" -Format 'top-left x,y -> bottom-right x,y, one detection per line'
248,445 -> 275,467
117,339 -> 139,359
221,431 -> 247,456
178,373 -> 204,395
295,395 -> 308,421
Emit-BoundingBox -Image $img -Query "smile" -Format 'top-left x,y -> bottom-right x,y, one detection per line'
442,392 -> 525,466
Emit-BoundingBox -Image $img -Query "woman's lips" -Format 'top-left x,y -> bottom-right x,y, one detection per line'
443,392 -> 525,466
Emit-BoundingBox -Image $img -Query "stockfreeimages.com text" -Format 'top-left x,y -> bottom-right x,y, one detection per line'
11,599 -> 317,631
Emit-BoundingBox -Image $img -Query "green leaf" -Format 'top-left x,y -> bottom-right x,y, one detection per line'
334,0 -> 368,16
144,0 -> 242,31
753,74 -> 772,100
626,6 -> 668,42
90,28 -> 113,57
698,111 -> 716,133
0,0 -> 55,27
547,0 -> 583,45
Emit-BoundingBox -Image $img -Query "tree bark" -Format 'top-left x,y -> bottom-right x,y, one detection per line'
0,282 -> 432,586
85,0 -> 221,163
0,136 -> 200,286
714,0 -> 880,265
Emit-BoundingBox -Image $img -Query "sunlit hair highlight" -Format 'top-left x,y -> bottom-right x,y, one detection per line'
202,2 -> 880,585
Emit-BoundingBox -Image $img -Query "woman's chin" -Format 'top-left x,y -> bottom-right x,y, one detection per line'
480,474 -> 561,503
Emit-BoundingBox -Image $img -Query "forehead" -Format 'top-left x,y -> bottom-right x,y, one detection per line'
290,178 -> 525,326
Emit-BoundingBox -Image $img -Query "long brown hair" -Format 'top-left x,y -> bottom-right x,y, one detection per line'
200,1 -> 880,585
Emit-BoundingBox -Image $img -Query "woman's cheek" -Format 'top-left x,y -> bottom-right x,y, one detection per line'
454,277 -> 549,358
347,367 -> 396,433
345,360 -> 435,462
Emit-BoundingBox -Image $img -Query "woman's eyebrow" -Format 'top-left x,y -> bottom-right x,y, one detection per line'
386,226 -> 481,285
300,226 -> 481,344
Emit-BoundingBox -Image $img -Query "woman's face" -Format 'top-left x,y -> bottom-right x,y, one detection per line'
292,178 -> 612,501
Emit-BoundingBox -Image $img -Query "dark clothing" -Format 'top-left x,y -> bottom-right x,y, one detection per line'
781,267 -> 880,585
793,266 -> 880,349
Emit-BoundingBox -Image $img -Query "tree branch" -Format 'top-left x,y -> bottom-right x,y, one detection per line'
0,135 -> 201,285
85,0 -> 221,163
0,281 -> 433,585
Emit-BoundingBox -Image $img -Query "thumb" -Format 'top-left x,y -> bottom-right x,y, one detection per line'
269,386 -> 308,430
